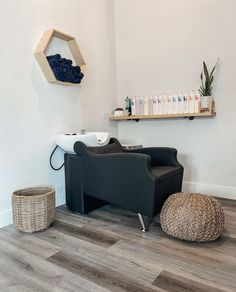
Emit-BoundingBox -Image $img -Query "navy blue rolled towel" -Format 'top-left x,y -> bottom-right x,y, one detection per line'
61,58 -> 73,66
46,54 -> 84,83
47,54 -> 62,69
47,54 -> 61,61
74,66 -> 81,72
48,59 -> 60,69
53,67 -> 66,82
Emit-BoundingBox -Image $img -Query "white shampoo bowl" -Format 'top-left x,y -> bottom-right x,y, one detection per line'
55,132 -> 111,153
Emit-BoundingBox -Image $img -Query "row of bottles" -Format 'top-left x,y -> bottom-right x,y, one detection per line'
125,90 -> 202,116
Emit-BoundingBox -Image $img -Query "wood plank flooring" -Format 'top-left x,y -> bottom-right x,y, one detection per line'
0,198 -> 235,292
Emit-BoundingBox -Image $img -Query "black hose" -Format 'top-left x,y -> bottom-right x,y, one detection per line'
50,145 -> 65,171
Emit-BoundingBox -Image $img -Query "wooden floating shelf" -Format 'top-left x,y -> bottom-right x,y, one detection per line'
109,111 -> 216,121
34,28 -> 85,86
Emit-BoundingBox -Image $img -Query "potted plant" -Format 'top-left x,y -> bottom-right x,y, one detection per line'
199,59 -> 219,111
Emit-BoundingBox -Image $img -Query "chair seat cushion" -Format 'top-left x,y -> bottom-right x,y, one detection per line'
151,166 -> 181,182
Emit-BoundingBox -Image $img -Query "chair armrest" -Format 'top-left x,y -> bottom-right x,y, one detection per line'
81,152 -> 155,213
124,147 -> 182,168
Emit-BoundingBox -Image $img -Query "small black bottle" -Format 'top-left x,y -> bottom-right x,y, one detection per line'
125,96 -> 131,115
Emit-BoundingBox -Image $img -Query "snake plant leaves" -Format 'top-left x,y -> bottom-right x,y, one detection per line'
203,62 -> 210,83
210,58 -> 219,78
199,59 -> 218,96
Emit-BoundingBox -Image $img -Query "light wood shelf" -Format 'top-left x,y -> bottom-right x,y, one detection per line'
34,28 -> 85,85
109,111 -> 216,121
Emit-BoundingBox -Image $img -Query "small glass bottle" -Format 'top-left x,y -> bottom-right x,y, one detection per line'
125,97 -> 131,116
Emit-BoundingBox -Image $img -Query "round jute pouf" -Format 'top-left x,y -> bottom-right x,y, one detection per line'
12,186 -> 55,233
160,193 -> 225,242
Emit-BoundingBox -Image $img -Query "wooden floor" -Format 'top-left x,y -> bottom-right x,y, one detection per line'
0,198 -> 235,292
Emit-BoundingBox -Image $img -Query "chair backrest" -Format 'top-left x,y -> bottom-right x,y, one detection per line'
88,143 -> 123,154
74,137 -> 123,156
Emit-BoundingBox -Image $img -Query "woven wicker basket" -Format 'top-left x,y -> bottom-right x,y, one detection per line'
12,187 -> 55,232
160,193 -> 225,242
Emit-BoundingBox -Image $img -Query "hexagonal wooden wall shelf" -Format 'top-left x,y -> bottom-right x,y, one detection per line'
34,28 -> 86,85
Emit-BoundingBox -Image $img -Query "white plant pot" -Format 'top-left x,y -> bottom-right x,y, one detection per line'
201,96 -> 213,111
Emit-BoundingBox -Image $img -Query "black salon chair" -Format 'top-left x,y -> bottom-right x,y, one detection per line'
64,138 -> 183,231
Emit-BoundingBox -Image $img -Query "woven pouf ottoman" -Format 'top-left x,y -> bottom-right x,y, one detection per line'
160,193 -> 225,242
12,186 -> 55,233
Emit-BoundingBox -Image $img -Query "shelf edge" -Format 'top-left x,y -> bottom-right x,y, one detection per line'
109,112 -> 216,121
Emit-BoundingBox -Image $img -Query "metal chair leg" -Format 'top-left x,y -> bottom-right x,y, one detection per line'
138,213 -> 147,232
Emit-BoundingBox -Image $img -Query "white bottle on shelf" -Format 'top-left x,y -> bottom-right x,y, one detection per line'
177,92 -> 184,114
188,90 -> 195,113
148,95 -> 153,115
139,96 -> 144,115
144,95 -> 149,115
135,96 -> 140,115
183,91 -> 189,113
157,94 -> 163,115
162,93 -> 168,114
131,97 -> 136,116
153,95 -> 158,115
171,92 -> 178,114
194,90 -> 201,113
167,94 -> 172,114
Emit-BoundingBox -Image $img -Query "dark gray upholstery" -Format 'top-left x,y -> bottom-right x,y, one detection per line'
64,137 -> 184,219
87,143 -> 122,154
151,166 -> 181,182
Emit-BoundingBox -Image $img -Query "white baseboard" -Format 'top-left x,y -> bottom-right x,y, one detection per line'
183,181 -> 236,200
0,209 -> 13,228
55,193 -> 65,207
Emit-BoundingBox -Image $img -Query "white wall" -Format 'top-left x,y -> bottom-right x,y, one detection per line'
114,0 -> 236,199
0,0 -> 117,227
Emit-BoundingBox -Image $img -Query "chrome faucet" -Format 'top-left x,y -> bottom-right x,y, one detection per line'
80,129 -> 86,135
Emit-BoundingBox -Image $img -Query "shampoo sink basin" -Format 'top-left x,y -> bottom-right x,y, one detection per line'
55,132 -> 111,153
